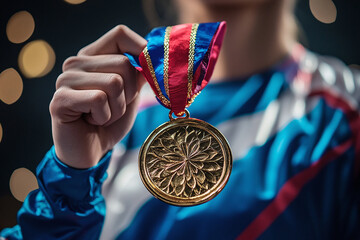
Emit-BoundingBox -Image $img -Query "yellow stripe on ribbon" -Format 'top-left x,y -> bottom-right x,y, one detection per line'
143,46 -> 170,107
163,26 -> 172,99
187,23 -> 199,99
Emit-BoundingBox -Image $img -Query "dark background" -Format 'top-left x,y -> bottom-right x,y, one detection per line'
0,0 -> 359,228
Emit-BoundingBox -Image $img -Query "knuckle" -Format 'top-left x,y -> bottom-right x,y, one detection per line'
120,55 -> 131,68
114,55 -> 130,67
114,56 -> 135,77
109,74 -> 124,89
62,56 -> 79,71
107,74 -> 124,95
77,46 -> 88,56
92,91 -> 108,106
114,24 -> 129,37
55,72 -> 72,89
55,73 -> 66,89
49,89 -> 66,116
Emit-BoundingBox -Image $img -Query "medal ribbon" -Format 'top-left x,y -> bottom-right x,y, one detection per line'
126,21 -> 226,116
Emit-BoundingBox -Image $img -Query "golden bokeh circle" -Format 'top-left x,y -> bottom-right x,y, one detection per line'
0,68 -> 23,105
309,0 -> 337,24
64,0 -> 87,4
6,11 -> 35,44
9,168 -> 39,202
18,40 -> 56,78
0,123 -> 2,143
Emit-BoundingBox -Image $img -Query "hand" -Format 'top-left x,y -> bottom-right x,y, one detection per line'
49,25 -> 147,168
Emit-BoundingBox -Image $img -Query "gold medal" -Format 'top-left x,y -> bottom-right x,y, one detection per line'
139,110 -> 232,206
126,21 -> 229,206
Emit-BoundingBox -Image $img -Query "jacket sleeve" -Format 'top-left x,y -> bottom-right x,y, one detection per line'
0,146 -> 111,240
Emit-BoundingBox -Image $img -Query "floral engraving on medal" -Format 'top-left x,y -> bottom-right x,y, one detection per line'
146,126 -> 224,198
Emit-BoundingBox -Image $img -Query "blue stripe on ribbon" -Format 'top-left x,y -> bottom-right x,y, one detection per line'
124,53 -> 141,69
145,26 -> 169,100
193,22 -> 220,79
125,22 -> 222,101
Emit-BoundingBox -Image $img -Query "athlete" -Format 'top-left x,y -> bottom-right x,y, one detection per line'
1,0 -> 359,239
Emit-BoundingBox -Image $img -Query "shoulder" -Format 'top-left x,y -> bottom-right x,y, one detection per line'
290,47 -> 360,111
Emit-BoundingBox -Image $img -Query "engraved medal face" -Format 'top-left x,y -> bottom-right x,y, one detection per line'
139,118 -> 232,206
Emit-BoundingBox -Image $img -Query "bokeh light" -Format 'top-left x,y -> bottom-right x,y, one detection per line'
309,0 -> 337,24
18,40 -> 56,78
0,123 -> 2,143
349,64 -> 360,69
6,11 -> 35,44
9,168 -> 38,202
0,68 -> 23,104
64,0 -> 87,5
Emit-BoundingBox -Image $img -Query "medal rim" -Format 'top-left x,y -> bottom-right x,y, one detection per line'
139,117 -> 232,206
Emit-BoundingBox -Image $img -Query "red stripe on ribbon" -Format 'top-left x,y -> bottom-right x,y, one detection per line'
236,139 -> 353,240
201,21 -> 226,89
168,24 -> 193,115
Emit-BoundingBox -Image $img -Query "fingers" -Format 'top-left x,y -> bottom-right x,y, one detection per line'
55,71 -> 130,126
50,88 -> 112,126
62,54 -> 133,74
78,25 -> 147,56
61,55 -> 140,98
103,95 -> 140,141
52,25 -> 147,127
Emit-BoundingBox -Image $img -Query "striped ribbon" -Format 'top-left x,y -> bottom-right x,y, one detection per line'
126,21 -> 226,116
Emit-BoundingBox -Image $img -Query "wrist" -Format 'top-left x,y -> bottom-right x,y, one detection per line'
54,146 -> 106,169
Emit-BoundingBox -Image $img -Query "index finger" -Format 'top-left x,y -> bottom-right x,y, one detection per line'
78,25 -> 147,56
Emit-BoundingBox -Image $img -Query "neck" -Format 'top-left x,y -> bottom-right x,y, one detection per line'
176,1 -> 297,81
